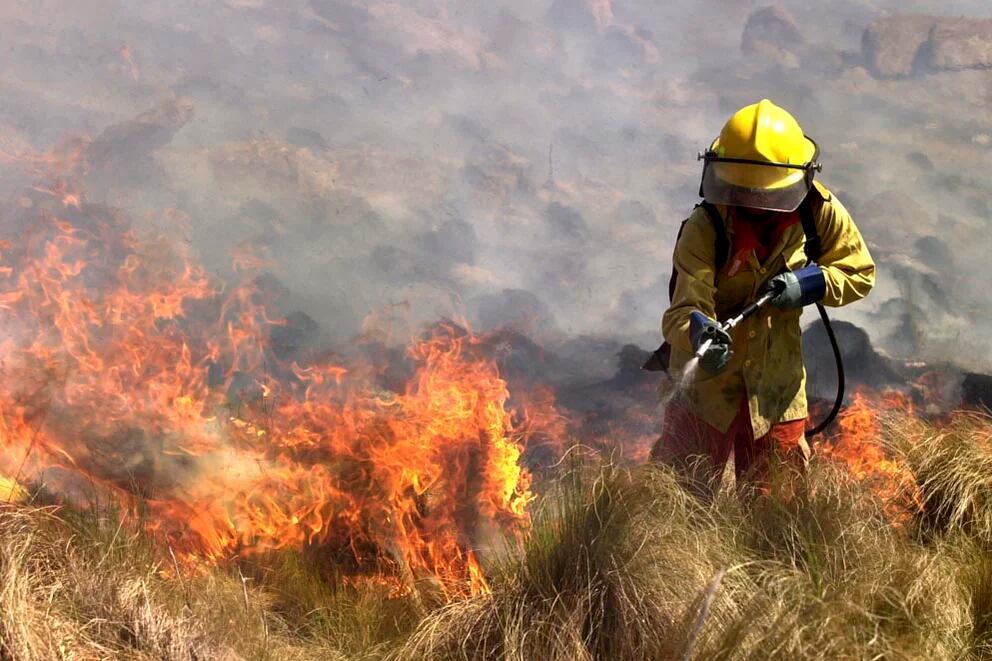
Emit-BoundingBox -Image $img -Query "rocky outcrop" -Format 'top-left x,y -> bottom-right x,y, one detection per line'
863,15 -> 992,78
802,318 -> 903,400
742,6 -> 803,58
862,15 -> 934,77
962,373 -> 992,411
926,18 -> 992,71
85,98 -> 194,169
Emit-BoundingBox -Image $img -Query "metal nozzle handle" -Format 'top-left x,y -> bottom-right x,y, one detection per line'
725,290 -> 778,331
693,289 -> 778,359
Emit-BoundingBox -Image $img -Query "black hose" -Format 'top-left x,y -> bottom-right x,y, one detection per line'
806,302 -> 844,438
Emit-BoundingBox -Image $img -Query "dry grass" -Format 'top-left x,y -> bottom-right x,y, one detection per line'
395,409 -> 992,660
398,458 -> 971,660
889,412 -> 992,544
5,408 -> 992,659
0,505 -> 357,660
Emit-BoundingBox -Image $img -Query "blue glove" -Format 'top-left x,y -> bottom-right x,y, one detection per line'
689,311 -> 732,374
763,265 -> 826,309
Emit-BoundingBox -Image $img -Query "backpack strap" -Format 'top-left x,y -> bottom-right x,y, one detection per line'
697,201 -> 730,273
798,193 -> 822,264
644,204 -> 729,372
667,203 -> 729,302
666,218 -> 690,302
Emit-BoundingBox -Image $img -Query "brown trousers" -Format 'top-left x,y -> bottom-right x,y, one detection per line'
651,397 -> 811,499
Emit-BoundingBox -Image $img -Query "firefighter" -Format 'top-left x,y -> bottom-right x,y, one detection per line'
651,99 -> 875,497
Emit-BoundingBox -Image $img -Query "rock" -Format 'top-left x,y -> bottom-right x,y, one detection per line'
914,235 -> 954,272
86,98 -> 194,168
613,344 -> 652,389
862,15 -> 935,77
863,15 -> 992,78
875,297 -> 928,359
802,319 -> 903,400
906,151 -> 934,170
962,372 -> 992,410
270,310 -> 320,360
924,18 -> 992,72
742,6 -> 804,58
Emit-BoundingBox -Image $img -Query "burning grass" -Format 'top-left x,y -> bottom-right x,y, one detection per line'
0,187 -> 539,594
3,160 -> 992,658
5,402 -> 992,659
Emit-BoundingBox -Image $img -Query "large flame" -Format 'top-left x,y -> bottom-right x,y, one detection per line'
0,162 -> 536,595
819,389 -> 923,523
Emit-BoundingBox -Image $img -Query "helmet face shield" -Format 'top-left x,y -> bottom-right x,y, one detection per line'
701,161 -> 812,212
698,136 -> 820,213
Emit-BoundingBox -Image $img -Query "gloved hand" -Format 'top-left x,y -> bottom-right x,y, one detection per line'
689,311 -> 732,374
762,265 -> 826,309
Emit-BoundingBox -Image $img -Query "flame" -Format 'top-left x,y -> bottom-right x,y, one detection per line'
0,167 -> 538,595
819,389 -> 923,523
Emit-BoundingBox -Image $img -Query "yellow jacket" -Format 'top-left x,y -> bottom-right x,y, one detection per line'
661,182 -> 875,437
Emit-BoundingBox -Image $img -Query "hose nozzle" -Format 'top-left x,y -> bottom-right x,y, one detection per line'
693,337 -> 715,360
692,288 -> 781,360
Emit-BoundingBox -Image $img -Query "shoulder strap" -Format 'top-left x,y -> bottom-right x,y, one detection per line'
668,203 -> 729,303
696,202 -> 730,271
798,195 -> 821,263
667,218 -> 690,301
647,203 -> 729,373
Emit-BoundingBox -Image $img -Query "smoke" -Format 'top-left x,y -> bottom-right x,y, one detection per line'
1,0 -> 991,369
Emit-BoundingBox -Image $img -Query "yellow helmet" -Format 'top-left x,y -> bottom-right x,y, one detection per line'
700,99 -> 820,212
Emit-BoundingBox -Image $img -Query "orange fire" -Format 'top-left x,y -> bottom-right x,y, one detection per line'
819,389 -> 922,523
0,169 -> 537,595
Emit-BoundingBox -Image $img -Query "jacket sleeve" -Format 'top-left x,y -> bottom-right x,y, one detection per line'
662,211 -> 718,353
815,193 -> 876,307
